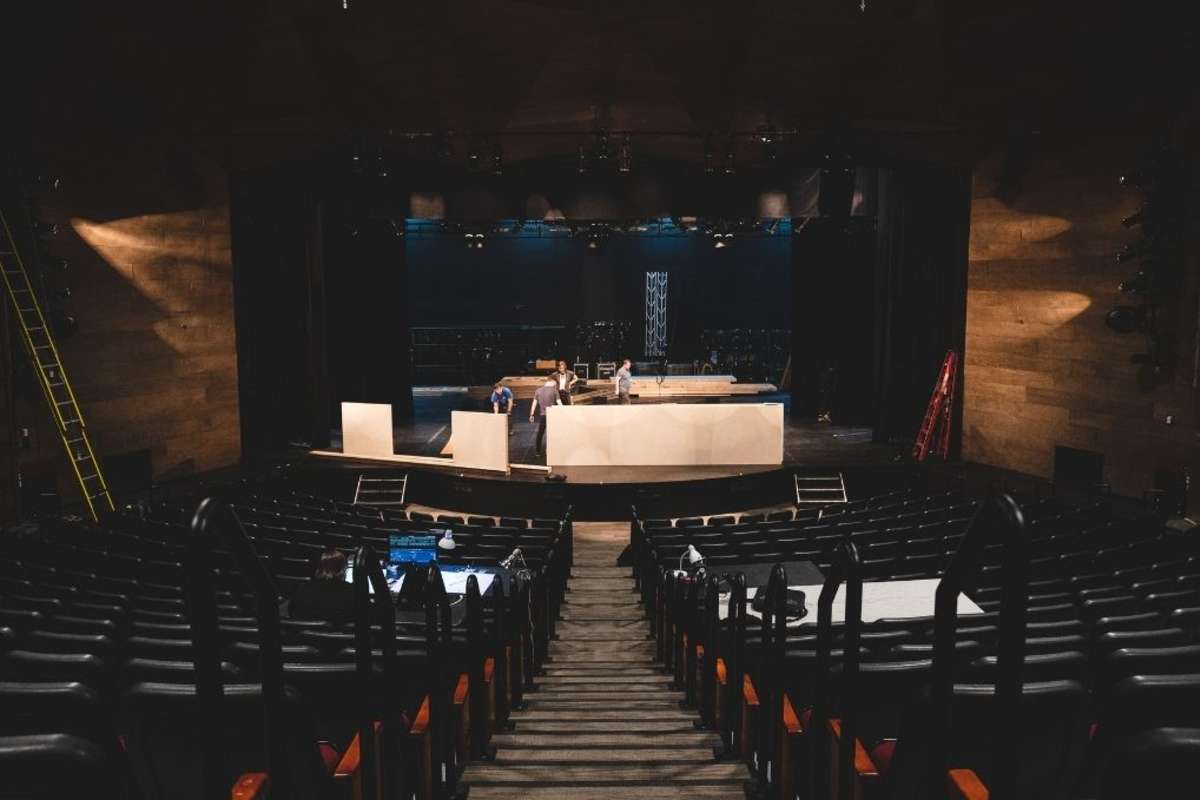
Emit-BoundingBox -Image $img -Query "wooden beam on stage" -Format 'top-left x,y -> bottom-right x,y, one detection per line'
309,449 -> 552,474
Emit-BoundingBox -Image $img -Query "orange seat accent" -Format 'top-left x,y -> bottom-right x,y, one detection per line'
454,673 -> 470,704
410,696 -> 431,735
697,644 -> 705,659
484,658 -> 495,683
871,739 -> 896,776
827,718 -> 879,778
716,657 -> 727,685
334,721 -> 382,778
782,694 -> 803,734
742,674 -> 760,707
231,772 -> 267,799
948,768 -> 990,800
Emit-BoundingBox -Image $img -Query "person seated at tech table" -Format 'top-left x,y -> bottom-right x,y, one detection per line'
289,548 -> 356,624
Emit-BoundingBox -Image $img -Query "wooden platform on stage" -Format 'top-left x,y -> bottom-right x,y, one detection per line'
490,374 -> 776,402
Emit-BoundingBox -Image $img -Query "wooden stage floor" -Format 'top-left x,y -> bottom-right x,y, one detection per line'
327,389 -> 903,486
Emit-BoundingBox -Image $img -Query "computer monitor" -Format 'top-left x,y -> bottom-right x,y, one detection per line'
388,533 -> 438,566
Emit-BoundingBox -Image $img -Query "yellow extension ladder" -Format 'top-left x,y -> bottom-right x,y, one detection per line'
0,208 -> 114,521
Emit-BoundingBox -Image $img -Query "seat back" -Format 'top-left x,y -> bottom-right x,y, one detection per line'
0,733 -> 122,798
1100,727 -> 1200,800
123,682 -> 327,800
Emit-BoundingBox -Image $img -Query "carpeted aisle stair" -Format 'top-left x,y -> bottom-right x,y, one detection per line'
461,522 -> 750,799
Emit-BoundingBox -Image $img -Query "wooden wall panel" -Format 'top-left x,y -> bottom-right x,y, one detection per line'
964,136 -> 1199,505
8,139 -> 241,507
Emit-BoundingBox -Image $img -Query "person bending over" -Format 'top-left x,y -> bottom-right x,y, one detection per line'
529,374 -> 562,457
490,380 -> 515,434
289,548 -> 355,624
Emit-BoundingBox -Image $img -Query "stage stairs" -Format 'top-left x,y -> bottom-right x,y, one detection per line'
352,472 -> 408,508
0,208 -> 114,521
794,471 -> 849,507
460,521 -> 750,798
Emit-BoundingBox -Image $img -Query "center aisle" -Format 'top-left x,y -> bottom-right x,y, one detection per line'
461,521 -> 751,799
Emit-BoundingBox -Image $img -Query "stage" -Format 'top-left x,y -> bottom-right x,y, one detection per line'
304,388 -> 917,519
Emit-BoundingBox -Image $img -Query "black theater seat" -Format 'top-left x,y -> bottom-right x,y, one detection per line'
1098,727 -> 1200,800
1100,645 -> 1200,689
967,651 -> 1088,684
123,682 -> 333,800
0,733 -> 124,798
0,681 -> 117,748
0,651 -> 108,690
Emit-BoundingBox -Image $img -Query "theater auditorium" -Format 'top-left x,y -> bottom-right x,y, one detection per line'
1,2 -> 1198,799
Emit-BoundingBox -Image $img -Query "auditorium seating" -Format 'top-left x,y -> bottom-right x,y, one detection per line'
0,483 -> 572,798
634,486 -> 1200,799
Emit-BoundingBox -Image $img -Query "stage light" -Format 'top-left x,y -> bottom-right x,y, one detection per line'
1105,305 -> 1146,334
387,219 -> 403,238
757,125 -> 777,161
577,144 -> 588,174
434,131 -> 454,164
55,287 -> 71,300
617,135 -> 632,173
492,144 -> 503,176
677,544 -> 706,578
703,136 -> 715,175
438,530 -> 456,551
1119,271 -> 1149,293
1121,207 -> 1146,228
35,221 -> 58,237
463,232 -> 485,250
595,130 -> 610,162
34,174 -> 61,191
467,140 -> 481,170
723,139 -> 736,175
1116,238 -> 1153,263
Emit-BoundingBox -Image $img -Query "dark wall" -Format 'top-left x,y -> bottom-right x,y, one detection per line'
406,230 -> 792,360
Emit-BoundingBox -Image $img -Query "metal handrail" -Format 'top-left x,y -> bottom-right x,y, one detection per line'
187,497 -> 287,800
930,493 -> 1028,800
351,544 -> 402,800
810,539 -> 863,800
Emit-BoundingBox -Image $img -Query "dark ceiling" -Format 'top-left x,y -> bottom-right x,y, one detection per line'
14,0 -> 1198,166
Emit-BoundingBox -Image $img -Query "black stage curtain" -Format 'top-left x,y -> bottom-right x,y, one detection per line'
871,166 -> 971,453
230,164 -> 415,457
229,166 -> 332,453
790,217 -> 878,425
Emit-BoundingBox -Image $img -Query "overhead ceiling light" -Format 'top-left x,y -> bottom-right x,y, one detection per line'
703,136 -> 715,175
723,138 -> 736,175
492,144 -> 503,176
577,144 -> 588,174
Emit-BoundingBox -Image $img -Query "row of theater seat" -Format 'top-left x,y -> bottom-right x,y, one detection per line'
1,488 -> 573,798
635,489 -> 1200,799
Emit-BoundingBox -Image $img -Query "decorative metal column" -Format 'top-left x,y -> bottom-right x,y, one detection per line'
644,271 -> 668,357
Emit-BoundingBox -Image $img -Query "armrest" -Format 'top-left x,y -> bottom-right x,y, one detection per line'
334,721 -> 382,779
827,718 -> 879,780
948,768 -> 989,800
231,772 -> 268,799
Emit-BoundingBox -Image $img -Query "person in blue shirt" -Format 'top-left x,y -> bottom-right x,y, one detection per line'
490,381 -> 515,434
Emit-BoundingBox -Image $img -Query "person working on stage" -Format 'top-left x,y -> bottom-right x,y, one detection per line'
554,360 -> 578,405
529,374 -> 562,457
614,358 -> 633,405
490,380 -> 515,433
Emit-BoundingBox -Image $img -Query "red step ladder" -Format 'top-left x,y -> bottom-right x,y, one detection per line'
913,349 -> 958,462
